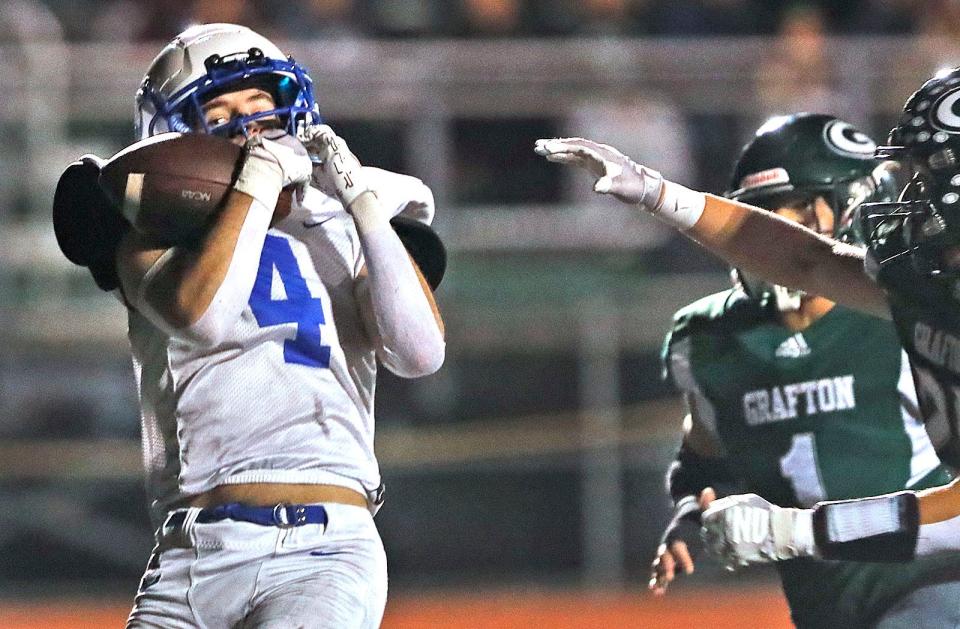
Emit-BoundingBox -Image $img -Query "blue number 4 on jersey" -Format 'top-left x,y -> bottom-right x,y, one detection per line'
249,235 -> 332,368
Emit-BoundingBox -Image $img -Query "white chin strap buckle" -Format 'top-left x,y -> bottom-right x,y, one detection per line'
773,285 -> 804,312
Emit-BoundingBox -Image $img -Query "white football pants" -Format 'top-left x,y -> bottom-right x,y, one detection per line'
126,503 -> 387,629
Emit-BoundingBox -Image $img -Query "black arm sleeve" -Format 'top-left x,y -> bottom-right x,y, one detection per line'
666,442 -> 737,504
659,443 -> 739,552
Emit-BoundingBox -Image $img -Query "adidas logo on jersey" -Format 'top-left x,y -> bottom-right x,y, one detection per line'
775,333 -> 811,359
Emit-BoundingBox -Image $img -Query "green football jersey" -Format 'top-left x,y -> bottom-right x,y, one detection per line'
865,223 -> 960,468
878,264 -> 960,469
664,288 -> 955,628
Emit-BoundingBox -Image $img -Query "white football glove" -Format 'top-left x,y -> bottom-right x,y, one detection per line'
534,137 -> 663,206
299,124 -> 375,209
235,134 -> 312,207
249,134 -> 312,189
701,493 -> 816,571
534,137 -> 706,230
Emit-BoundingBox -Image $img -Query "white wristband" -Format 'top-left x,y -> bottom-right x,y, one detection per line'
651,179 -> 706,231
233,153 -> 283,210
772,508 -> 816,559
349,190 -> 391,235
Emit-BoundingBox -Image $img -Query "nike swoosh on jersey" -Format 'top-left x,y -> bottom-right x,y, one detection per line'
303,217 -> 334,228
309,550 -> 347,557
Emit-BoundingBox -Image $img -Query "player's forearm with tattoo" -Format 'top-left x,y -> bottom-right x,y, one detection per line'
534,138 -> 889,319
116,137 -> 311,344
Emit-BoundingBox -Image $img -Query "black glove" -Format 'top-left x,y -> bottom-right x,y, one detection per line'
660,494 -> 703,555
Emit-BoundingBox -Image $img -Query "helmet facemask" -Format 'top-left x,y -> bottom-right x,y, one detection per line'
862,144 -> 960,279
139,47 -> 319,140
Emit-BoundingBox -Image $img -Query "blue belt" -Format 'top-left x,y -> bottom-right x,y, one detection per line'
160,502 -> 328,536
158,503 -> 329,550
196,502 -> 329,528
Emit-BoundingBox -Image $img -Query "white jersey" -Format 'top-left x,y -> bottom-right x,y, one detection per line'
128,168 -> 434,525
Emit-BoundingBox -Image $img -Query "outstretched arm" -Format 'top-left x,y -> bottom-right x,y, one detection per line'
692,195 -> 886,317
535,138 -> 889,319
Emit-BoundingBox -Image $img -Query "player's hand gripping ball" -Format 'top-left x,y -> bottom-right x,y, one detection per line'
299,124 -> 375,209
98,132 -> 293,245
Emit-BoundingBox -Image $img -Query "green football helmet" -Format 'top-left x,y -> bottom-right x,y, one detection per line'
863,65 -> 960,280
727,112 -> 897,240
726,113 -> 897,309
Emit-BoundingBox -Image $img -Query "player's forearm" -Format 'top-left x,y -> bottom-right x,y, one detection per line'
129,152 -> 284,343
689,195 -> 822,274
303,124 -> 444,374
794,482 -> 960,561
535,139 -> 890,318
667,442 -> 733,504
352,192 -> 445,377
912,478 -> 960,555
688,195 -> 889,318
703,485 -> 960,568
135,191 -> 272,342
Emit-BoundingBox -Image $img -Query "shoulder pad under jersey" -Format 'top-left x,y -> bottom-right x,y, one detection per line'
661,288 -> 766,375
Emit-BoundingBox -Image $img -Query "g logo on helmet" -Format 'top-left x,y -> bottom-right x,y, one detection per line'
932,87 -> 960,133
823,120 -> 876,157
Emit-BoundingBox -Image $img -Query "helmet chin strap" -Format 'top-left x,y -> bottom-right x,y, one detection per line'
772,285 -> 805,312
731,268 -> 805,312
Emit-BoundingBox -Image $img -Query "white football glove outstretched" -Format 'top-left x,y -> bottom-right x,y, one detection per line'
701,493 -> 816,571
535,137 -> 707,230
299,124 -> 375,209
534,137 -> 664,206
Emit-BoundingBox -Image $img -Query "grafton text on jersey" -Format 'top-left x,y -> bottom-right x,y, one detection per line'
742,376 -> 856,426
913,322 -> 960,375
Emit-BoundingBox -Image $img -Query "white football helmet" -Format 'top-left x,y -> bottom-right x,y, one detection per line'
135,23 -> 321,140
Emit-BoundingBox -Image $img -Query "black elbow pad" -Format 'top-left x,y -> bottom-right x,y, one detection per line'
390,216 -> 446,290
53,156 -> 128,292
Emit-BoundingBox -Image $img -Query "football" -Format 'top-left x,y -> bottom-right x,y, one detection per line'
98,132 -> 292,244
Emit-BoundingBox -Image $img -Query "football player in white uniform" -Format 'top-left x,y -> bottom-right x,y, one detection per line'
56,23 -> 445,629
